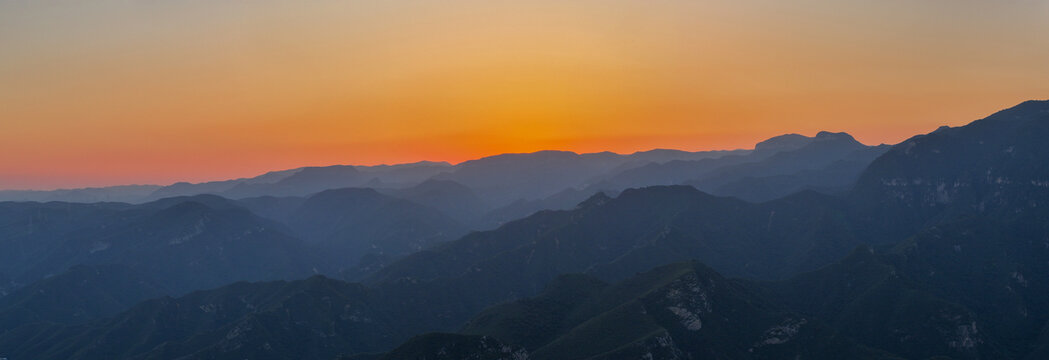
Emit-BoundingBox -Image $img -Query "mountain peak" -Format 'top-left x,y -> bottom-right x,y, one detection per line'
466,150 -> 581,164
983,99 -> 1049,122
576,191 -> 612,209
754,131 -> 861,153
814,131 -> 856,141
754,133 -> 810,152
277,165 -> 359,184
143,194 -> 243,212
1014,99 -> 1049,109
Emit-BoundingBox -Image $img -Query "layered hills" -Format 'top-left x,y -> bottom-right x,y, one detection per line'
0,100 -> 1047,359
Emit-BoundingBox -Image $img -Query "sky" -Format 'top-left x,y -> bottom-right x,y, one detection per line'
1,0 -> 1048,190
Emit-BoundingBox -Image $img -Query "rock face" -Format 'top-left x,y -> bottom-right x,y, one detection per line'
851,100 -> 1049,242
447,262 -> 893,360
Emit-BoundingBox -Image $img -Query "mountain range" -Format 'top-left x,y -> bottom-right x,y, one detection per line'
0,132 -> 880,210
0,100 -> 1047,359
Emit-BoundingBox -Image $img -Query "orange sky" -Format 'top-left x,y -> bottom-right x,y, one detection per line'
2,0 -> 1048,190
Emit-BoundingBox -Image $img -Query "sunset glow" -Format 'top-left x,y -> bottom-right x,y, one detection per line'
2,0 -> 1048,189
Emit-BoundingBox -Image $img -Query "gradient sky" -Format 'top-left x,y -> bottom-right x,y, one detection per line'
2,0 -> 1048,190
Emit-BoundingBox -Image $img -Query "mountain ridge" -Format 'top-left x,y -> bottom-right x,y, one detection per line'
3,100 -> 1049,359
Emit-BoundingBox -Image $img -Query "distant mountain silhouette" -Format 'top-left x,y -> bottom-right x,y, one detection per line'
0,132 -> 877,210
148,161 -> 457,201
0,185 -> 160,203
426,151 -> 624,206
371,186 -> 862,288
754,133 -> 816,152
221,165 -> 367,198
0,195 -> 314,294
143,168 -> 301,201
286,187 -> 469,272
709,145 -> 889,202
687,132 -> 890,202
697,131 -> 871,185
0,147 -> 746,206
354,161 -> 459,187
382,179 -> 491,226
479,187 -> 616,229
591,131 -> 883,201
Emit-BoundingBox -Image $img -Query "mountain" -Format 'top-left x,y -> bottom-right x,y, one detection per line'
2,100 -> 1048,359
850,99 -> 1049,243
687,133 -> 890,202
0,133 -> 844,208
0,264 -> 169,330
0,276 -> 408,360
595,131 -> 885,201
287,188 -> 469,273
361,334 -> 526,360
371,185 -> 863,293
751,209 -> 1049,360
696,132 -> 873,186
479,187 -> 613,229
235,187 -> 472,272
0,273 -> 9,298
364,100 -> 1049,359
429,148 -> 752,209
754,246 -> 990,359
742,99 -> 1049,359
219,165 -> 369,198
386,262 -> 897,360
582,154 -> 758,193
141,168 -> 304,202
153,162 -> 456,201
888,217 -> 1049,359
0,185 -> 161,203
0,201 -> 133,293
235,195 -> 307,223
382,179 -> 491,227
0,270 -> 542,360
754,133 -> 816,152
1,162 -> 454,204
353,161 -> 458,187
708,145 -> 890,202
4,98 -> 1049,359
0,195 -> 315,294
430,151 -> 631,207
0,262 -> 892,360
459,273 -> 608,351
